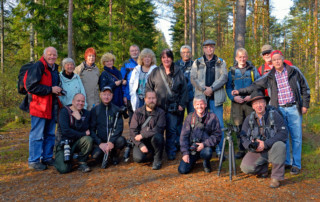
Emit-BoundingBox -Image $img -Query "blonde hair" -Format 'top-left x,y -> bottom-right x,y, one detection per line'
137,48 -> 157,66
101,52 -> 116,65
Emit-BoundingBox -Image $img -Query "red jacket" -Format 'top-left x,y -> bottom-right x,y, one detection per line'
24,56 -> 55,119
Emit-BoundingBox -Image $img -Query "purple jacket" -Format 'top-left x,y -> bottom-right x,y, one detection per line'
180,111 -> 222,156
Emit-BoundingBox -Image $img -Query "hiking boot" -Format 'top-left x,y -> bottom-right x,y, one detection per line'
285,164 -> 292,170
203,160 -> 211,173
29,162 -> 47,171
235,151 -> 246,159
42,158 -> 55,166
152,162 -> 162,170
269,178 -> 280,188
112,156 -> 119,165
78,163 -> 91,173
290,166 -> 300,175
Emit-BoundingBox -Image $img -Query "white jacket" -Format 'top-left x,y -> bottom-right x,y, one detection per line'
129,64 -> 157,111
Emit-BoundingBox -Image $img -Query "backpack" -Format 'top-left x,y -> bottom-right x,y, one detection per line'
17,62 -> 34,95
230,66 -> 255,88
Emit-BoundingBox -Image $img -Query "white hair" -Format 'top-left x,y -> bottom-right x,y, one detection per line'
193,95 -> 207,105
180,45 -> 191,53
62,58 -> 75,68
43,46 -> 58,56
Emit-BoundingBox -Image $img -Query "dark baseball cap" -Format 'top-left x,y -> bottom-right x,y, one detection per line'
101,86 -> 113,93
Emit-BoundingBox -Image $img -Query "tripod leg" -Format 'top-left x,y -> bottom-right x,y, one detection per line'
231,141 -> 237,176
217,138 -> 227,176
228,138 -> 232,181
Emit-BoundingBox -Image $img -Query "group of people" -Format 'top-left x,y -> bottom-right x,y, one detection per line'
22,39 -> 310,188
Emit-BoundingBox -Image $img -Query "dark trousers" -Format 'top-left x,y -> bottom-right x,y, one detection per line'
240,141 -> 286,180
133,133 -> 164,163
54,136 -> 93,174
92,136 -> 126,160
126,101 -> 134,125
178,147 -> 213,174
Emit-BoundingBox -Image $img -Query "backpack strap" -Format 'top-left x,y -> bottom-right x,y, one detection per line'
230,66 -> 236,88
251,68 -> 255,82
261,64 -> 265,75
64,106 -> 74,126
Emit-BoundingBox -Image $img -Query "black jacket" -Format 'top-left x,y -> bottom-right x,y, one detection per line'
90,102 -> 123,145
238,64 -> 310,113
130,105 -> 166,147
240,106 -> 288,150
59,106 -> 90,141
146,64 -> 187,111
180,112 -> 222,156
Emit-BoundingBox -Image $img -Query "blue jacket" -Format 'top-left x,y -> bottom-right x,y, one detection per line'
226,61 -> 260,101
175,59 -> 194,102
59,72 -> 87,109
99,66 -> 124,107
121,58 -> 138,100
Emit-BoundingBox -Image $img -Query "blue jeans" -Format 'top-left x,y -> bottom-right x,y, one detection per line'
178,147 -> 213,174
28,114 -> 56,163
279,105 -> 302,169
165,112 -> 179,157
208,99 -> 224,154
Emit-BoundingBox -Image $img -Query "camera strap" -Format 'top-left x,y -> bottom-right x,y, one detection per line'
65,106 -> 74,126
190,112 -> 209,130
141,116 -> 152,129
159,68 -> 173,96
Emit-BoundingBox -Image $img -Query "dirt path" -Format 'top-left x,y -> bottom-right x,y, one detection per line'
0,123 -> 319,201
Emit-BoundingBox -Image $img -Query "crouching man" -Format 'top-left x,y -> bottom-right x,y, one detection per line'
130,90 -> 166,170
178,95 -> 222,174
240,91 -> 288,188
54,93 -> 93,174
90,86 -> 126,166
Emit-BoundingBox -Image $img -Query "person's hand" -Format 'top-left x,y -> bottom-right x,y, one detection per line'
115,80 -> 122,86
52,86 -> 62,94
72,110 -> 81,120
140,146 -> 148,153
135,134 -> 143,142
106,141 -> 114,152
99,143 -> 108,153
196,143 -> 204,152
234,96 -> 244,104
85,130 -> 90,136
123,97 -> 127,105
182,155 -> 190,163
122,80 -> 127,85
178,105 -> 184,111
255,139 -> 265,152
243,96 -> 251,102
302,107 -> 308,114
204,86 -> 213,96
231,90 -> 239,96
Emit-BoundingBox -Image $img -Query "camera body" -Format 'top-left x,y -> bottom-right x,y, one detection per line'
190,138 -> 200,155
248,140 -> 259,152
60,139 -> 71,162
119,106 -> 129,119
123,139 -> 135,162
60,89 -> 67,96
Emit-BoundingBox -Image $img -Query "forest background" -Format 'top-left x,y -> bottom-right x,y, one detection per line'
0,0 -> 319,135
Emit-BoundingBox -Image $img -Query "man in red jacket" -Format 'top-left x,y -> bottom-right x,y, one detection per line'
24,47 -> 62,171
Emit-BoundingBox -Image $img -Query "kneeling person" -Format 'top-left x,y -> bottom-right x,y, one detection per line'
54,93 -> 93,174
90,86 -> 126,166
130,91 -> 166,170
178,95 -> 222,174
240,91 -> 288,188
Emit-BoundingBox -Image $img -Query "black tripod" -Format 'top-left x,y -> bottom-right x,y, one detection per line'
217,124 -> 238,181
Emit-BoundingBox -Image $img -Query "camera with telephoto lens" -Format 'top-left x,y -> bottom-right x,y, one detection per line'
60,139 -> 71,162
167,102 -> 178,113
123,139 -> 135,162
119,106 -> 129,119
60,89 -> 67,96
248,140 -> 259,152
190,138 -> 200,155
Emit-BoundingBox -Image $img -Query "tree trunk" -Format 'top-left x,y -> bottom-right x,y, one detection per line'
265,0 -> 269,43
314,0 -> 319,102
217,11 -> 221,47
184,0 -> 188,45
1,0 -> 4,73
234,0 -> 246,57
233,1 -> 236,42
200,0 -> 205,44
254,0 -> 258,40
189,0 -> 192,48
262,0 -> 265,44
30,2 -> 35,62
109,0 -> 112,43
192,0 -> 196,55
67,0 -> 73,58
